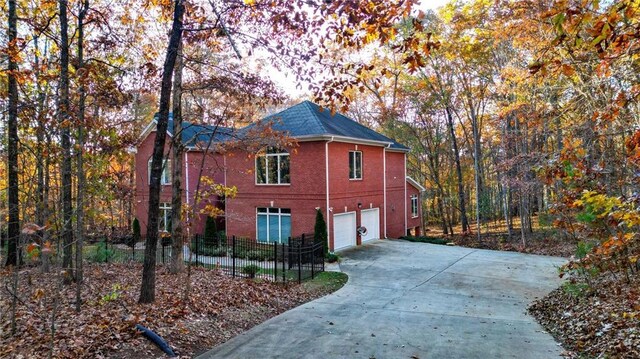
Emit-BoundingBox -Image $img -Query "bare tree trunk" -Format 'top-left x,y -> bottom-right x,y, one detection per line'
445,106 -> 469,233
5,0 -> 20,267
58,0 -> 74,275
170,41 -> 184,274
139,0 -> 185,304
75,0 -> 89,312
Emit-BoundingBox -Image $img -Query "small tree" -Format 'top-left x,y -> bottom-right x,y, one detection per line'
314,209 -> 328,256
204,216 -> 218,246
132,218 -> 141,247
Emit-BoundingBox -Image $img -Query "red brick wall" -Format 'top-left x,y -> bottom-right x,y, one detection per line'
385,151 -> 406,238
134,131 -> 224,236
224,141 -> 326,239
326,142 -> 384,249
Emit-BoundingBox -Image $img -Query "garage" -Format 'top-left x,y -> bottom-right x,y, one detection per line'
360,208 -> 380,242
333,212 -> 357,251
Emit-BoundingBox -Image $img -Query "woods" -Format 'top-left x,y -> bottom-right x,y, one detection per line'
1,0 -> 639,357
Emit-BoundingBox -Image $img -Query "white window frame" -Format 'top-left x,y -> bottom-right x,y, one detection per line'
411,195 -> 419,218
256,207 -> 291,243
349,150 -> 363,180
255,148 -> 290,185
148,158 -> 171,185
159,202 -> 171,232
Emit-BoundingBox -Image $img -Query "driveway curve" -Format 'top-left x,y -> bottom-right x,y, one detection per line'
197,240 -> 566,359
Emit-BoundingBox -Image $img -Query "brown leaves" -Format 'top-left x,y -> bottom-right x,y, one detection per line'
0,263 -> 324,358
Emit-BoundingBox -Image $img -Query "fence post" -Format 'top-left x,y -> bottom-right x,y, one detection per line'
273,241 -> 277,282
297,243 -> 302,284
232,235 -> 236,278
281,243 -> 285,282
196,234 -> 199,265
106,240 -> 109,264
311,245 -> 315,279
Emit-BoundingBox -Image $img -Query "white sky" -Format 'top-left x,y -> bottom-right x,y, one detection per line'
269,0 -> 451,99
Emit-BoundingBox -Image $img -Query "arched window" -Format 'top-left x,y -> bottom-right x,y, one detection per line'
255,147 -> 290,185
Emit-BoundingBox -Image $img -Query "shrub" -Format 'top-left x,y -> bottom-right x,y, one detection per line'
246,249 -> 274,261
402,236 -> 448,245
242,264 -> 261,278
199,246 -> 228,257
91,240 -> 115,263
314,209 -> 328,256
325,253 -> 340,263
132,218 -> 141,247
204,216 -> 218,246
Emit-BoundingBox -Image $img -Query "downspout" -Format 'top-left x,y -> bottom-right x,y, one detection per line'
383,144 -> 391,239
185,151 -> 189,236
326,137 -> 334,251
223,154 -> 227,237
404,152 -> 407,237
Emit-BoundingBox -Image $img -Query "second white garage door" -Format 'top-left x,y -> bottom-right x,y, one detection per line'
333,212 -> 356,251
360,208 -> 380,242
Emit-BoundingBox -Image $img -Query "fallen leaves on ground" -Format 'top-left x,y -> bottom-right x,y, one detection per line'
529,273 -> 640,358
449,231 -> 576,257
0,263 -> 334,358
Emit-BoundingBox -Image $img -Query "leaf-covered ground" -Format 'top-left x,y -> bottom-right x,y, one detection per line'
0,264 -> 345,358
529,273 -> 640,358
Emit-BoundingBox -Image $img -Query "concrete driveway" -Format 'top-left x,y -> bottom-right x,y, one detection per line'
197,240 -> 566,359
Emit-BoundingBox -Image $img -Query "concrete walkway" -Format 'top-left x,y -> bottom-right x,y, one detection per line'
197,240 -> 566,359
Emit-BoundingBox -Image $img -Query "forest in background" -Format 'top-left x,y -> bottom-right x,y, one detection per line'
1,0 -> 639,357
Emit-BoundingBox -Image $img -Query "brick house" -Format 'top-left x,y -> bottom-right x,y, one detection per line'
134,101 -> 424,251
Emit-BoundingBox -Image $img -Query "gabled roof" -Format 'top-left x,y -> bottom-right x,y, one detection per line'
139,113 -> 233,149
406,176 -> 426,192
167,117 -> 234,148
139,101 -> 409,152
249,101 -> 409,151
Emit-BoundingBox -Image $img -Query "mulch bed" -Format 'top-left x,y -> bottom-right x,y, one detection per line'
529,273 -> 640,358
0,263 -> 334,358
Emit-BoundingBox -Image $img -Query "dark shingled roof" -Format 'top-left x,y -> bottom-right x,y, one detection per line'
155,101 -> 409,151
251,101 -> 409,150
163,114 -> 234,147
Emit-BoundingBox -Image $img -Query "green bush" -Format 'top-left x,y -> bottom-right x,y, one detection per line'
245,249 -> 274,261
402,236 -> 448,245
204,216 -> 218,246
325,253 -> 340,263
131,218 -> 141,248
91,240 -> 115,263
314,209 -> 328,256
199,246 -> 228,257
242,264 -> 261,278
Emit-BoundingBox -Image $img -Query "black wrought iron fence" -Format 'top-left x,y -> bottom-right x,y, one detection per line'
85,233 -> 325,284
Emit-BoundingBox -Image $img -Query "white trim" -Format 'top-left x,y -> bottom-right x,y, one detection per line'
404,153 -> 407,236
348,150 -> 363,180
185,152 -> 190,236
256,207 -> 291,244
255,149 -> 290,185
406,176 -> 426,192
325,138 -> 334,250
383,147 -> 387,239
410,194 -> 419,218
295,134 -> 409,152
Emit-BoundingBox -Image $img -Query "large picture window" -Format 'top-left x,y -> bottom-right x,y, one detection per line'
148,158 -> 171,185
411,195 -> 419,218
256,208 -> 291,243
256,148 -> 290,185
159,202 -> 172,232
349,151 -> 362,180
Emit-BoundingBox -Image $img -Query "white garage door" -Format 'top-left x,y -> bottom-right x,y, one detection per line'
333,212 -> 356,251
360,208 -> 380,242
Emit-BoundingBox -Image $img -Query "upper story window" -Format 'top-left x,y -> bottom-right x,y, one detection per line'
256,147 -> 290,185
148,158 -> 171,185
411,195 -> 419,218
349,151 -> 362,180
